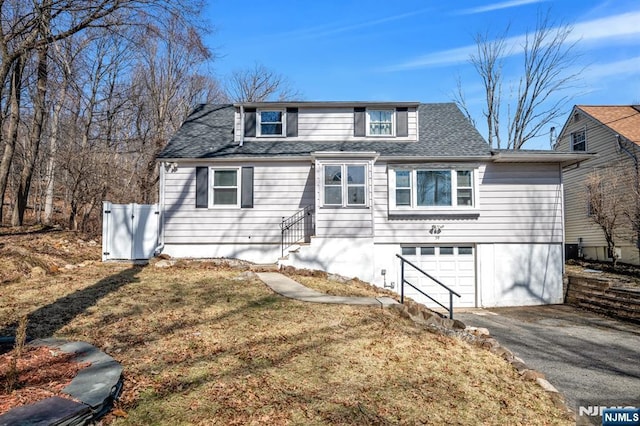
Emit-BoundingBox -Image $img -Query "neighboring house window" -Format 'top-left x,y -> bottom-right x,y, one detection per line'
367,110 -> 394,136
391,169 -> 475,208
258,110 -> 284,136
212,168 -> 240,207
323,164 -> 367,207
571,130 -> 586,151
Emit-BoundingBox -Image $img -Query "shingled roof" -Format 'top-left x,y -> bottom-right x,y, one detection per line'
158,103 -> 491,160
577,105 -> 640,145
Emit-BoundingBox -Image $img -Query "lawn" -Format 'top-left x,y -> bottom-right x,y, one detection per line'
0,231 -> 571,425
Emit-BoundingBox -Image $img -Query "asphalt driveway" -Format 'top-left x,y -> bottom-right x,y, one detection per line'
455,305 -> 640,412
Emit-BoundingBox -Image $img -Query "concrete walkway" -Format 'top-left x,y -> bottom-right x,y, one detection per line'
256,272 -> 398,308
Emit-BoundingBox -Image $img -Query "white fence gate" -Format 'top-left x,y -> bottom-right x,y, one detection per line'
102,202 -> 160,261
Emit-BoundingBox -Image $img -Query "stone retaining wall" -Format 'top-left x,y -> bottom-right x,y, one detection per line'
565,274 -> 640,324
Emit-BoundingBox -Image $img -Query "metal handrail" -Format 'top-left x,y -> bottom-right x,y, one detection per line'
395,254 -> 461,319
280,205 -> 315,258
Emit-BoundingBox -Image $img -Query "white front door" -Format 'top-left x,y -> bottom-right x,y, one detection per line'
400,245 -> 476,308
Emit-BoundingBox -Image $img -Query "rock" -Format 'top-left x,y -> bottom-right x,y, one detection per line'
481,337 -> 499,349
154,260 -> 174,268
233,271 -> 256,280
327,273 -> 349,284
521,369 -> 545,381
78,260 -> 94,267
157,253 -> 171,260
64,264 -> 77,270
451,319 -> 466,330
492,346 -> 514,362
87,240 -> 97,246
466,326 -> 490,337
30,266 -> 46,277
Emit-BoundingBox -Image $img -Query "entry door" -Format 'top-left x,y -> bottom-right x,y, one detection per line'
401,245 -> 476,308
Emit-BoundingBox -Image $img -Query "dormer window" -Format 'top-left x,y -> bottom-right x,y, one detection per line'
258,110 -> 284,136
367,110 -> 394,136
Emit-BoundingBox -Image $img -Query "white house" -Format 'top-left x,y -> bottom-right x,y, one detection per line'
157,102 -> 588,308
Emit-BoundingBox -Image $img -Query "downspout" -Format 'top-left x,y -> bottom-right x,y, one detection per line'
239,105 -> 245,147
154,161 -> 166,256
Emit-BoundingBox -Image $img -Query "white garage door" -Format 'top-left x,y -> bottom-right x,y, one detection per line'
400,245 -> 476,308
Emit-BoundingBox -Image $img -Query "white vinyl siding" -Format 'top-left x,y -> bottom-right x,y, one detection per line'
235,107 -> 418,142
374,161 -> 564,244
163,161 -> 314,244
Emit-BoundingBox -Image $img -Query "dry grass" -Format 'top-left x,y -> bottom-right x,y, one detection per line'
0,233 -> 571,425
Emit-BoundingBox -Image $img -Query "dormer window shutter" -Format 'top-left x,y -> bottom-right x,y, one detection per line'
241,167 -> 254,208
354,107 -> 366,137
195,167 -> 208,208
244,108 -> 256,137
286,108 -> 298,137
396,107 -> 408,137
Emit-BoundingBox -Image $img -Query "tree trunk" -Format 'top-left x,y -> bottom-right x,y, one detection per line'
0,55 -> 26,225
12,40 -> 49,226
43,85 -> 66,224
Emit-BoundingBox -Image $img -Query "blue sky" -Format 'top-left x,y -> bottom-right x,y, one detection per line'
204,0 -> 640,149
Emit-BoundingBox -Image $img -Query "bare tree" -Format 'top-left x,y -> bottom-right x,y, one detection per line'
455,11 -> 581,149
225,63 -> 302,102
585,167 -> 625,267
129,17 -> 221,203
0,0 -> 208,225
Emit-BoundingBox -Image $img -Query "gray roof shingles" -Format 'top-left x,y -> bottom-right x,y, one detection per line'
157,103 -> 491,160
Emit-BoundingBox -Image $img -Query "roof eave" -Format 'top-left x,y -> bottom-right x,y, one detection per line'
233,101 -> 422,108
491,151 -> 596,167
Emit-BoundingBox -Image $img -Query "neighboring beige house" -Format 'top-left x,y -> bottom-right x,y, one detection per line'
555,105 -> 640,264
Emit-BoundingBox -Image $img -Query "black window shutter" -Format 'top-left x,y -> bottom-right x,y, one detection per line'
244,108 -> 256,137
286,108 -> 298,137
195,167 -> 208,208
241,167 -> 254,208
354,107 -> 366,136
396,107 -> 408,137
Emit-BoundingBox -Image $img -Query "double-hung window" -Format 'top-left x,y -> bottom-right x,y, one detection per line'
212,168 -> 240,207
571,130 -> 586,151
392,169 -> 475,209
367,110 -> 394,136
323,164 -> 367,207
258,110 -> 284,136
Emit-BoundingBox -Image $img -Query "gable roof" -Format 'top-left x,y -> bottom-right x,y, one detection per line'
577,105 -> 640,145
158,103 -> 492,160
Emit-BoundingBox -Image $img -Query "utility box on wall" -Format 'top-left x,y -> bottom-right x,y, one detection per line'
102,202 -> 160,261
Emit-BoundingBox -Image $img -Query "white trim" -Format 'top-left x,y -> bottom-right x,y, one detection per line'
312,151 -> 379,159
234,101 -> 420,108
257,108 -> 286,137
320,162 -> 369,208
388,167 -> 478,211
209,166 -> 241,209
570,126 -> 587,152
